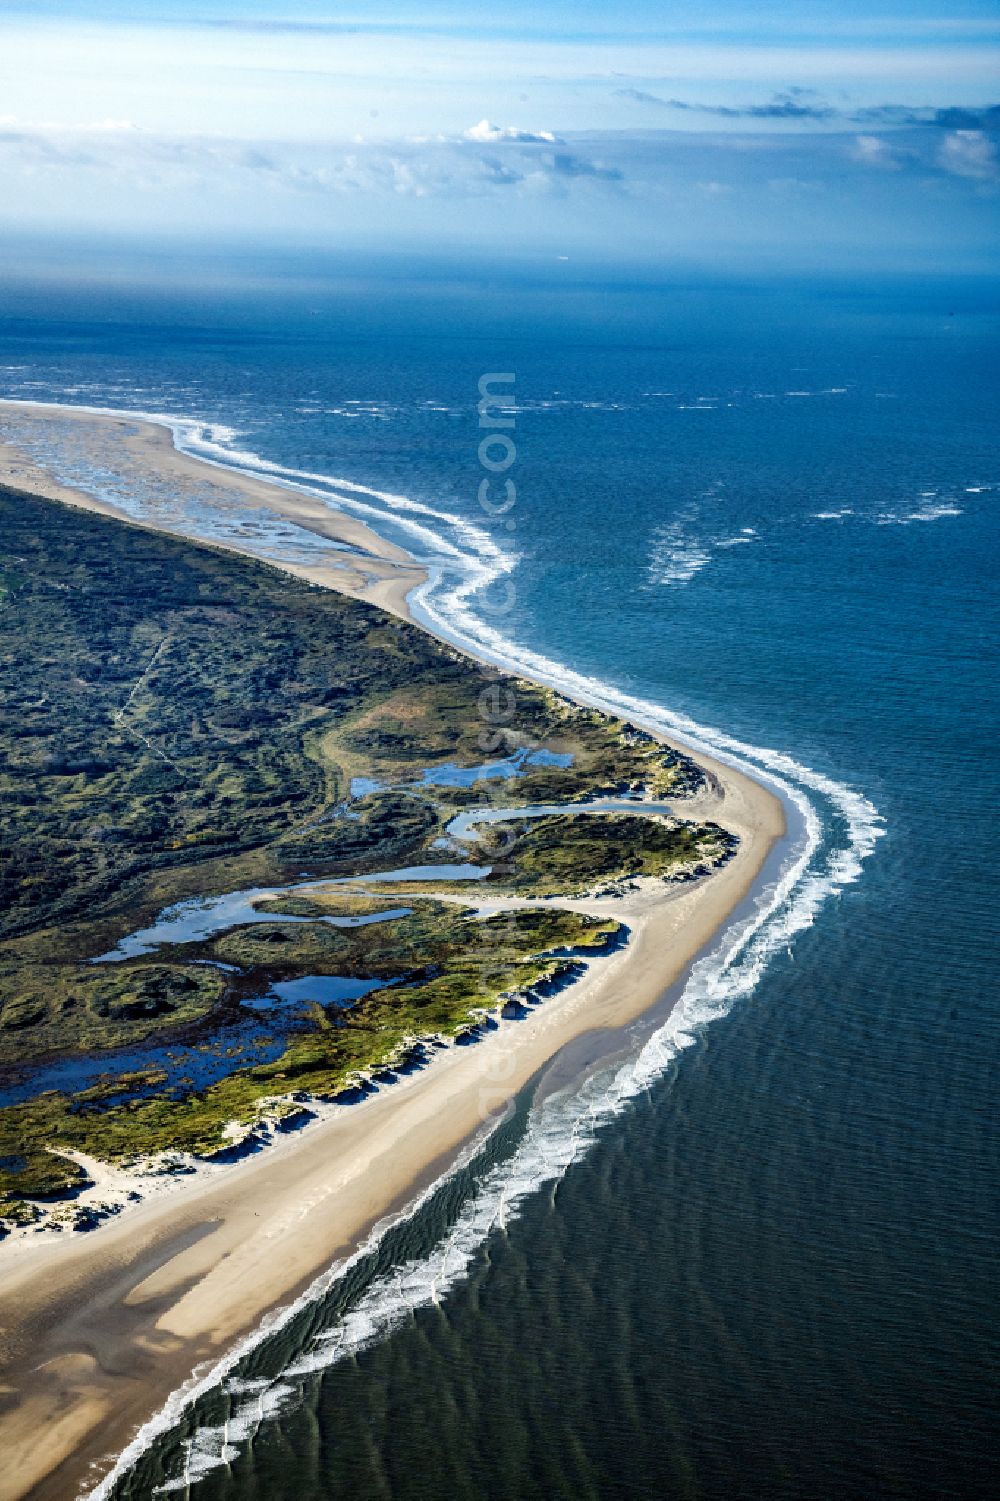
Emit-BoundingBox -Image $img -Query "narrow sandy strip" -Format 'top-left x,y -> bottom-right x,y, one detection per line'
0,400 -> 425,619
0,406 -> 785,1501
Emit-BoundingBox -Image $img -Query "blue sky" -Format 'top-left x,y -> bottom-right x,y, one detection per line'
1,2 -> 997,270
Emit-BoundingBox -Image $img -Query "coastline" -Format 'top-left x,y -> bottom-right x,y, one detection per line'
0,399 -> 426,621
0,403 -> 785,1501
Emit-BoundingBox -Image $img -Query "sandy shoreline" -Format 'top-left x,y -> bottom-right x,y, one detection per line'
0,399 -> 426,621
0,402 -> 785,1501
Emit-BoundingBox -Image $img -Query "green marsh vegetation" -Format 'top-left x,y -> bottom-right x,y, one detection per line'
475,813 -> 736,896
0,486 -> 729,1225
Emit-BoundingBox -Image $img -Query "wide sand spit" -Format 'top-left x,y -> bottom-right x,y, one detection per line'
0,401 -> 784,1501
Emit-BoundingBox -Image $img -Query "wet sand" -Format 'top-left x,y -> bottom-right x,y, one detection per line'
0,404 -> 785,1500
0,400 -> 425,620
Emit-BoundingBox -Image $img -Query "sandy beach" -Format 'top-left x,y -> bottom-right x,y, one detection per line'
0,404 -> 785,1501
0,400 -> 426,620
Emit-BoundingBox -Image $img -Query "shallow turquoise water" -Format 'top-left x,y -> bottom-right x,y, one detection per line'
0,267 -> 996,1499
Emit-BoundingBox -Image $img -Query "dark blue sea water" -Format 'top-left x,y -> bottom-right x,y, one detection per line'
1,266 -> 997,1500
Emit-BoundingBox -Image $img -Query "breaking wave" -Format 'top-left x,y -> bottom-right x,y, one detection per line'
4,401 -> 884,1498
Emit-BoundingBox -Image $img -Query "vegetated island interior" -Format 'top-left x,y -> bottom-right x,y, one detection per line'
0,484 -> 737,1233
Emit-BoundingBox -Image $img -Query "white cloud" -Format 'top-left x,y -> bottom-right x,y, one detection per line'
0,108 -> 995,257
936,129 -> 998,181
462,119 -> 559,144
0,117 -> 620,202
851,134 -> 900,170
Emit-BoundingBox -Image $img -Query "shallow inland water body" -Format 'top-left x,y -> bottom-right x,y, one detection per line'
1,271 -> 996,1501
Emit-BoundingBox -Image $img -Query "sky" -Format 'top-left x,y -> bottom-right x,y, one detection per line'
1,1 -> 998,273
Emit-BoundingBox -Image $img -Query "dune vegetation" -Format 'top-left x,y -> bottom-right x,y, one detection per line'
0,486 -> 731,1228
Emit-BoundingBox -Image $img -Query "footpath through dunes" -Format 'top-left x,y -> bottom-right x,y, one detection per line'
0,476 -> 782,1501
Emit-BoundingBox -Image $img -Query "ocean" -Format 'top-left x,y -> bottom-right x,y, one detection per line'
1,264 -> 997,1500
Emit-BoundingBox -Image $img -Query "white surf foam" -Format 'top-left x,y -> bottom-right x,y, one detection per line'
88,784 -> 831,1499
4,399 -> 884,1497
0,398 -> 516,603
645,517 -> 760,586
876,502 -> 963,525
